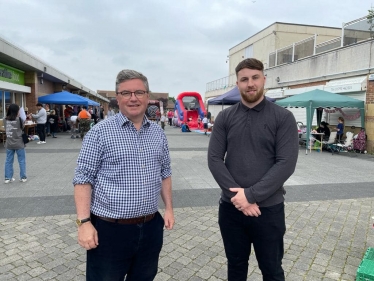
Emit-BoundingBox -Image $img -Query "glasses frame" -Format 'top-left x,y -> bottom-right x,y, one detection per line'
117,90 -> 148,99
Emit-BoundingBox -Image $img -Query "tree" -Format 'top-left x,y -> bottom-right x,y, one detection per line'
368,7 -> 374,39
168,97 -> 176,103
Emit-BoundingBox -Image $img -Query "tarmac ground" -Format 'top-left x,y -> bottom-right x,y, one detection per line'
1,124 -> 374,280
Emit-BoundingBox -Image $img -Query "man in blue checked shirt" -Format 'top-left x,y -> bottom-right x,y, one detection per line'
73,69 -> 174,281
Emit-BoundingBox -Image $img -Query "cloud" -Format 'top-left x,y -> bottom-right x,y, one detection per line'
0,0 -> 372,97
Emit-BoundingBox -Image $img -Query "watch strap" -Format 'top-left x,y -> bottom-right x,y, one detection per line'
76,217 -> 91,226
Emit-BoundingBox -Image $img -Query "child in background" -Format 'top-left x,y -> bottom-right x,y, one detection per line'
197,116 -> 201,129
202,114 -> 208,135
336,117 -> 344,142
48,110 -> 58,138
160,113 -> 167,130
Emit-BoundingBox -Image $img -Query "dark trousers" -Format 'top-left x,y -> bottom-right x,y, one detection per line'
36,124 -> 46,141
86,212 -> 164,281
219,200 -> 286,281
168,118 -> 172,126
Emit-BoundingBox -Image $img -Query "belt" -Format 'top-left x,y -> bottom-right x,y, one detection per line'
95,213 -> 156,225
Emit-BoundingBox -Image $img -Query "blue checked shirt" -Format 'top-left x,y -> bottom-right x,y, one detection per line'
73,113 -> 172,219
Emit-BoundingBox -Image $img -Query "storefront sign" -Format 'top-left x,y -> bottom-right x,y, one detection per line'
323,83 -> 362,93
0,63 -> 25,85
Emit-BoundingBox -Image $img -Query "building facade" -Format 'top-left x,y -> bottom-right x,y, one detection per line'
206,22 -> 342,101
0,36 -> 108,119
205,16 -> 374,152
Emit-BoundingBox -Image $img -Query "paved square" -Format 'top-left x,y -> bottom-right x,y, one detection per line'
1,126 -> 374,280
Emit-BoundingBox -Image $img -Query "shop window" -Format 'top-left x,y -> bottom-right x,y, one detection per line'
15,92 -> 23,108
4,91 -> 11,115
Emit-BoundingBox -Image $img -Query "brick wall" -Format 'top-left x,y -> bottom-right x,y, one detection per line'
288,81 -> 326,89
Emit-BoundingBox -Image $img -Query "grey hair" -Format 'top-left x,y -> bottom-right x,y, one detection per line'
115,69 -> 149,93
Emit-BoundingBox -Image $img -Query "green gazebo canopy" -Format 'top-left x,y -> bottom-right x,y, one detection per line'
276,89 -> 365,151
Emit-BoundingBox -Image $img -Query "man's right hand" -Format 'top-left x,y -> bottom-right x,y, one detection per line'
77,222 -> 99,250
241,203 -> 261,217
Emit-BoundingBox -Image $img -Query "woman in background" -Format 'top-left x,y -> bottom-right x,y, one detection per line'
3,104 -> 27,183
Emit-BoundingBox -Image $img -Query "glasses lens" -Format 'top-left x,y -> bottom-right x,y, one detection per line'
119,91 -> 132,98
134,90 -> 146,97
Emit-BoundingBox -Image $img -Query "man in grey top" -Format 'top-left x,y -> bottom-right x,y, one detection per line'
30,103 -> 47,144
208,58 -> 299,281
106,106 -> 115,118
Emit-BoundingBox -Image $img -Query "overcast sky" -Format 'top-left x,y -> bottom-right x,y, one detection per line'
0,0 -> 372,97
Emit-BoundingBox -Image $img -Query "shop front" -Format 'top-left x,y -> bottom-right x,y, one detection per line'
0,63 -> 30,118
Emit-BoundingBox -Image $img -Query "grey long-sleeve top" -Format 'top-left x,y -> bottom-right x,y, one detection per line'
208,98 -> 299,207
31,108 -> 47,124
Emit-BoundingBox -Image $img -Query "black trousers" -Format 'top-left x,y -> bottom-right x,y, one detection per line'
86,212 -> 164,281
36,124 -> 46,141
219,200 -> 286,281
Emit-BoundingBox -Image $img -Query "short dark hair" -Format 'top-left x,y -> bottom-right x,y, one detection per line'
235,58 -> 264,76
36,103 -> 43,107
82,106 -> 87,109
115,69 -> 149,93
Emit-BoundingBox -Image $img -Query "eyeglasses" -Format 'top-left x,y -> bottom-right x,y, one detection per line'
117,90 -> 148,99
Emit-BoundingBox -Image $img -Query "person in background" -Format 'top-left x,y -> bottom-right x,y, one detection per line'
70,114 -> 79,139
208,58 -> 298,281
197,116 -> 201,129
77,106 -> 92,139
48,110 -> 58,138
202,114 -> 208,135
30,103 -> 47,144
336,117 -> 344,142
107,106 -> 115,118
167,110 -> 173,126
73,69 -> 174,280
45,104 -> 51,136
24,107 -> 32,121
99,105 -> 104,120
181,122 -> 191,132
3,104 -> 27,183
155,109 -> 161,124
160,112 -> 167,130
89,106 -> 98,124
314,121 -> 330,141
64,105 -> 74,132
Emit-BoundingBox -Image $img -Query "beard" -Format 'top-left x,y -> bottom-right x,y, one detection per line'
240,87 -> 264,104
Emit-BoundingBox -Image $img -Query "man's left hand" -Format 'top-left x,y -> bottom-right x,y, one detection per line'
163,209 -> 175,230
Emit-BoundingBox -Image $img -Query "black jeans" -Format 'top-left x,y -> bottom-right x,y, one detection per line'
86,212 -> 164,281
36,124 -> 46,141
219,200 -> 286,281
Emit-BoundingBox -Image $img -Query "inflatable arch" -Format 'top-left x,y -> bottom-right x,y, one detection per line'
174,92 -> 206,129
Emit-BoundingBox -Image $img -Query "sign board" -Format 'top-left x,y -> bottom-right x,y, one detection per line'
323,83 -> 362,93
0,63 -> 25,85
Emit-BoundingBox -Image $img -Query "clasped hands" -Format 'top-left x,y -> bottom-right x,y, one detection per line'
230,188 -> 261,217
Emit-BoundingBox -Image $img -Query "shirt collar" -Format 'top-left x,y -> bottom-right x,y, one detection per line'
239,96 -> 267,112
117,113 -> 150,128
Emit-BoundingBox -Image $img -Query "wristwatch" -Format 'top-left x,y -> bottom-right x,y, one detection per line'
76,217 -> 91,226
